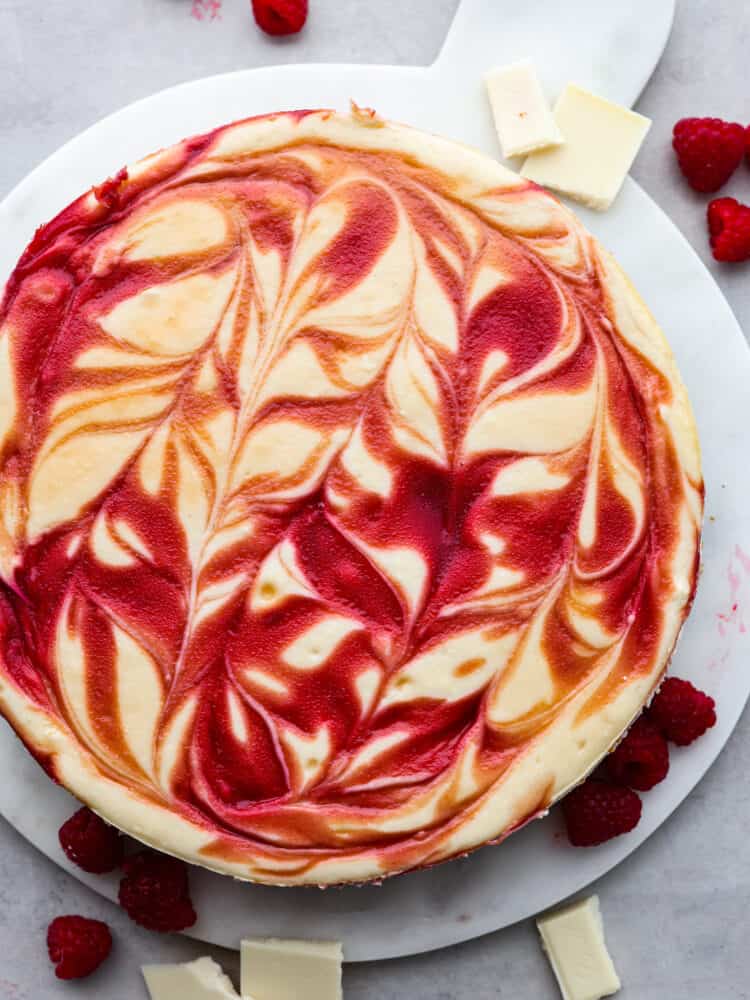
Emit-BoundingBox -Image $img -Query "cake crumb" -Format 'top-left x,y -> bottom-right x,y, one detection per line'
350,100 -> 385,128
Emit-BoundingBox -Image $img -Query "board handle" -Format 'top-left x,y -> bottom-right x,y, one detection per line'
432,0 -> 675,109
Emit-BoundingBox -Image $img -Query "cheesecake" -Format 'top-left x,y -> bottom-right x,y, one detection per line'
0,109 -> 703,885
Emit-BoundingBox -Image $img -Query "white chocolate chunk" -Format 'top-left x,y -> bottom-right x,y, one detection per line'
142,957 -> 240,999
485,60 -> 563,158
521,84 -> 651,210
240,939 -> 342,1000
537,896 -> 621,1000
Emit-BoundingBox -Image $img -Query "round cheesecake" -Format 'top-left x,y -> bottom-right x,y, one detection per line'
0,109 -> 702,886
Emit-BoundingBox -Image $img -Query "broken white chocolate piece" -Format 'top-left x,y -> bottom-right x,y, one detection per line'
484,60 -> 563,158
240,938 -> 343,1000
521,83 -> 651,210
142,957 -> 240,1000
536,895 -> 621,1000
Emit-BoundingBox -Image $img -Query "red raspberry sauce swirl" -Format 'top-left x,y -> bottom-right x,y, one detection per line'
0,112 -> 702,885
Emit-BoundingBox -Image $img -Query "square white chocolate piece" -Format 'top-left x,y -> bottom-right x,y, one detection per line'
240,939 -> 343,1000
537,895 -> 621,1000
142,957 -> 239,1000
521,83 -> 651,210
485,60 -> 563,158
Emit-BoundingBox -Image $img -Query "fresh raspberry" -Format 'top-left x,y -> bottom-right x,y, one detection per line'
746,124 -> 750,166
47,916 -> 112,980
707,197 -> 750,262
672,117 -> 745,192
607,716 -> 669,791
58,806 -> 124,874
648,676 -> 717,746
251,0 -> 307,35
562,779 -> 642,847
119,851 -> 197,932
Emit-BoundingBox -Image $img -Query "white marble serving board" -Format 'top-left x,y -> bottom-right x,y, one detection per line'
4,0 -> 750,967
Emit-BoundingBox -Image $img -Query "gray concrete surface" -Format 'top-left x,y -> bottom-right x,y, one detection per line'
1,1 -> 749,997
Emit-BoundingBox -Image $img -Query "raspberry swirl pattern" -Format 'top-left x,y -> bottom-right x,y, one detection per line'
0,112 -> 702,885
